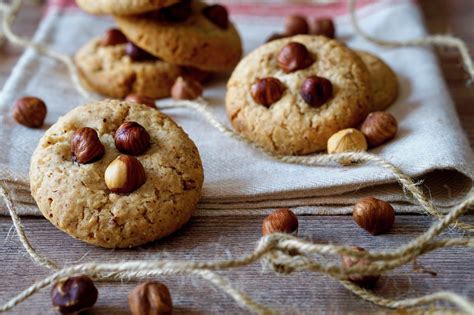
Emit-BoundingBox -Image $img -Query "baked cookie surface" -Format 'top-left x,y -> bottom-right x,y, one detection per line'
75,37 -> 182,99
30,100 -> 204,248
76,0 -> 180,16
226,35 -> 372,155
114,1 -> 242,72
356,51 -> 398,112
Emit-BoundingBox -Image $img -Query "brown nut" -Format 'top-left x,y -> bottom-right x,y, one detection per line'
300,75 -> 332,107
203,4 -> 229,29
115,122 -> 151,156
125,94 -> 157,109
341,246 -> 380,289
251,77 -> 286,107
126,42 -> 156,62
160,0 -> 192,23
309,17 -> 335,38
262,208 -> 299,236
284,14 -> 309,36
51,275 -> 98,314
12,96 -> 47,128
171,76 -> 203,100
360,111 -> 398,147
353,197 -> 395,235
266,32 -> 287,43
327,128 -> 367,154
277,42 -> 314,74
101,28 -> 127,46
105,155 -> 146,194
128,281 -> 172,315
71,127 -> 105,164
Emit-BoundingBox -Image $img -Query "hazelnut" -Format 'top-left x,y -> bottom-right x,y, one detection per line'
101,28 -> 127,46
71,127 -> 105,164
360,111 -> 398,147
51,275 -> 98,314
327,128 -> 367,154
309,17 -> 336,39
250,77 -> 286,107
128,281 -> 172,315
202,4 -> 229,29
277,42 -> 314,74
125,94 -> 157,108
115,122 -> 151,155
341,246 -> 380,289
300,75 -> 333,107
12,96 -> 47,128
284,15 -> 309,36
262,208 -> 298,236
353,197 -> 395,235
266,33 -> 287,43
105,155 -> 146,194
160,0 -> 192,23
126,42 -> 156,62
171,76 -> 203,100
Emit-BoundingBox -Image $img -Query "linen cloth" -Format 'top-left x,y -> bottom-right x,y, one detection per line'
0,0 -> 472,216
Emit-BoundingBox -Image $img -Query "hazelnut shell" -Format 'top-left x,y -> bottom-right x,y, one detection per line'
353,197 -> 395,235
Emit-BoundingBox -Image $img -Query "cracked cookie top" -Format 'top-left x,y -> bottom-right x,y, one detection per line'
76,0 -> 181,16
226,35 -> 372,155
30,100 -> 204,248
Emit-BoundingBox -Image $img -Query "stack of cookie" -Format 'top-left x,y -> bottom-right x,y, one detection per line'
74,0 -> 242,100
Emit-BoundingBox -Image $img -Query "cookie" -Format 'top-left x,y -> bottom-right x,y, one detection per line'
114,1 -> 242,72
76,0 -> 180,16
226,35 -> 372,155
75,37 -> 183,99
30,100 -> 204,248
356,51 -> 398,112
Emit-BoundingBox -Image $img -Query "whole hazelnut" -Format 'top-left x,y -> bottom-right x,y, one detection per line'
327,128 -> 368,154
266,33 -> 287,43
12,96 -> 47,128
300,75 -> 333,107
284,15 -> 309,36
262,208 -> 299,236
353,197 -> 395,235
125,94 -> 157,108
341,246 -> 380,289
71,127 -> 105,164
128,281 -> 172,315
202,4 -> 229,29
360,111 -> 398,147
160,0 -> 192,23
51,275 -> 98,314
105,155 -> 146,194
101,28 -> 127,46
171,76 -> 203,100
115,122 -> 151,155
250,77 -> 286,107
126,42 -> 156,62
309,17 -> 336,39
277,42 -> 314,73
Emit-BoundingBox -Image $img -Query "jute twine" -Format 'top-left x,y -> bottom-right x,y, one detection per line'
0,0 -> 473,314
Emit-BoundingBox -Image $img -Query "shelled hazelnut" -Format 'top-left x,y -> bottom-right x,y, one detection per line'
71,127 -> 105,164
284,15 -> 309,36
203,4 -> 229,29
360,111 -> 398,147
51,275 -> 98,314
171,76 -> 203,100
353,197 -> 395,235
277,42 -> 314,73
262,208 -> 299,236
101,28 -> 127,46
128,281 -> 172,315
309,17 -> 336,38
251,77 -> 286,107
114,122 -> 150,155
327,128 -> 368,154
12,96 -> 47,128
341,246 -> 380,289
105,155 -> 146,194
300,75 -> 332,107
125,94 -> 157,108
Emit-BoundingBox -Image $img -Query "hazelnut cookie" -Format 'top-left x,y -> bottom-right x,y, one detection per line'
76,0 -> 180,16
30,100 -> 204,248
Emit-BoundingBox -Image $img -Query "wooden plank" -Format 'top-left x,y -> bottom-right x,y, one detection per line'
0,215 -> 472,314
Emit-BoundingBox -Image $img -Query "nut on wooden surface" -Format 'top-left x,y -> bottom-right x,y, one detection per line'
128,281 -> 173,315
277,42 -> 314,74
125,94 -> 157,108
12,96 -> 47,128
341,246 -> 380,289
361,111 -> 398,147
104,155 -> 146,194
262,208 -> 299,236
171,76 -> 203,101
50,275 -> 98,314
71,127 -> 105,164
251,77 -> 286,107
114,121 -> 151,156
353,197 -> 395,235
327,128 -> 368,154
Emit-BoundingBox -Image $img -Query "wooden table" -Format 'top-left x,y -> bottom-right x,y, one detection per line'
0,1 -> 472,314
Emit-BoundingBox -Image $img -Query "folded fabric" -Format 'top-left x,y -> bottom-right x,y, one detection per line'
0,0 -> 472,216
